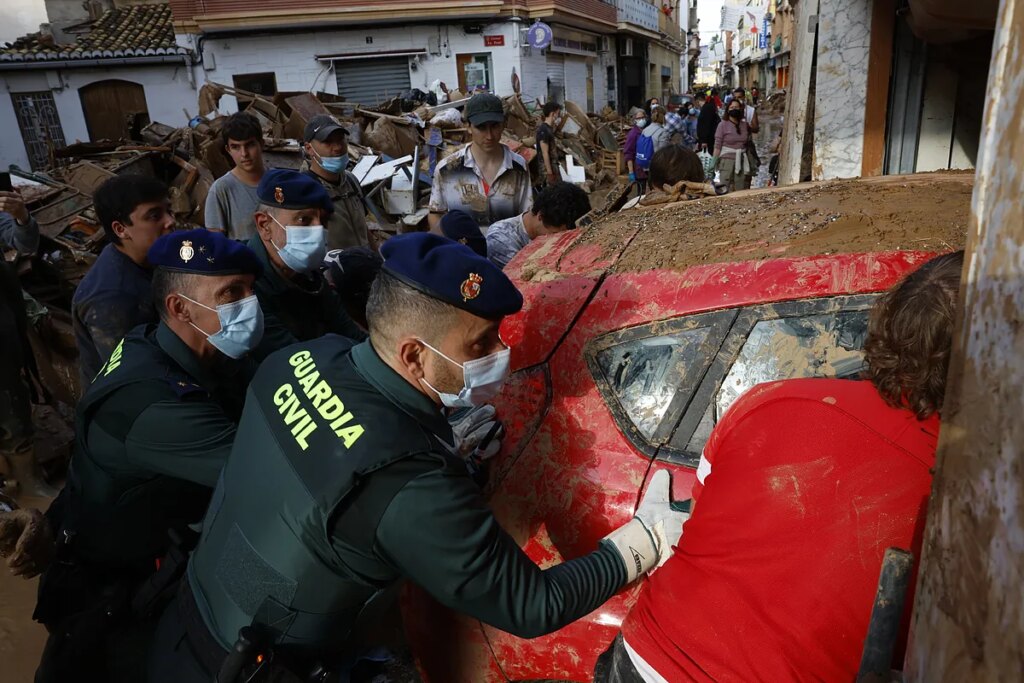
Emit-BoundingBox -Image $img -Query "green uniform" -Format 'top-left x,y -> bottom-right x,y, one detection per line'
303,169 -> 370,250
56,322 -> 254,570
177,337 -> 625,672
248,235 -> 364,358
35,322 -> 255,683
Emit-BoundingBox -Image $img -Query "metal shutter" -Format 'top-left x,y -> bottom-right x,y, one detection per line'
334,57 -> 411,107
546,54 -> 565,103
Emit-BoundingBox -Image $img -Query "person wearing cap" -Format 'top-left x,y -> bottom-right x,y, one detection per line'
148,233 -> 688,683
248,168 -> 365,357
439,209 -> 488,258
13,229 -> 265,683
428,92 -> 532,231
302,114 -> 370,250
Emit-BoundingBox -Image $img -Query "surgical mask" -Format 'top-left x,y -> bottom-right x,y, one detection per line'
636,118 -> 648,129
417,339 -> 511,408
269,216 -> 326,272
729,109 -> 743,118
181,293 -> 264,359
689,108 -> 699,116
312,148 -> 348,174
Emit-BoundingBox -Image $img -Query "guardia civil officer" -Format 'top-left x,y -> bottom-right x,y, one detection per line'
148,233 -> 689,682
248,168 -> 365,357
10,230 -> 265,682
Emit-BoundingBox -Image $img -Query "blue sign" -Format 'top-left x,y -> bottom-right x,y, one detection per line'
760,17 -> 770,49
527,21 -> 553,49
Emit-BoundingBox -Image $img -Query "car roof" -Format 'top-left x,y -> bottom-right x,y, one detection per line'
516,172 -> 971,280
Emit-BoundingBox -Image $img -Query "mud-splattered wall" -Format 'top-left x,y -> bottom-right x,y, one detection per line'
905,0 -> 1024,679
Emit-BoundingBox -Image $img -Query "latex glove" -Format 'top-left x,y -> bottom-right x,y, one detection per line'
711,155 -> 720,170
449,405 -> 504,460
628,172 -> 637,183
603,469 -> 689,583
0,507 -> 55,578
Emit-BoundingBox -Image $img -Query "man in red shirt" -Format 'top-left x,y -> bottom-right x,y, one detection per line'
596,251 -> 964,683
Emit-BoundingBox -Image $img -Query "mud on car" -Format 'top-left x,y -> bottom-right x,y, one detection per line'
402,173 -> 972,683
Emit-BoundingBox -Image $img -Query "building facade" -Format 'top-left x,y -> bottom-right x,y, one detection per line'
0,3 -> 196,171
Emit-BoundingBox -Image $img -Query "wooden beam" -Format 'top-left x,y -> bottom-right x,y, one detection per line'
904,0 -> 1024,678
861,0 -> 896,177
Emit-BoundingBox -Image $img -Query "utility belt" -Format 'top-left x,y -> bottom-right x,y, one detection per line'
33,526 -> 196,683
178,578 -> 335,683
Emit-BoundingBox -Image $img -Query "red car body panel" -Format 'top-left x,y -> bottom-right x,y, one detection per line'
404,233 -> 941,682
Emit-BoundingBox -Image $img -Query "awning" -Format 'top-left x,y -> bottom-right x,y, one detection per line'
317,49 -> 426,61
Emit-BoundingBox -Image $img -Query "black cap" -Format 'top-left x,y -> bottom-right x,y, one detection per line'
304,115 -> 349,143
464,93 -> 505,127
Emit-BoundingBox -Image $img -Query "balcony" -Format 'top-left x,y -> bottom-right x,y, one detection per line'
529,0 -> 618,31
615,0 -> 660,38
658,9 -> 683,45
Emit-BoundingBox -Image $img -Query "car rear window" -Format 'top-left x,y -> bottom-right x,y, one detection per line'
683,308 -> 871,455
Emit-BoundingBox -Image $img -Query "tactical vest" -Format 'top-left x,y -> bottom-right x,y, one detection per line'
189,336 -> 450,655
63,325 -> 234,571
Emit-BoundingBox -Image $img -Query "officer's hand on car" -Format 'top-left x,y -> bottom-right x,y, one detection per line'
0,190 -> 30,225
603,469 -> 690,583
449,404 -> 503,460
0,501 -> 55,579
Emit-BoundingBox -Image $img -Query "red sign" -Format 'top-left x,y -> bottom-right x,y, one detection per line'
484,35 -> 505,47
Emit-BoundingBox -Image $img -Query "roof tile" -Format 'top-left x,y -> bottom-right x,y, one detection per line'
0,4 -> 190,63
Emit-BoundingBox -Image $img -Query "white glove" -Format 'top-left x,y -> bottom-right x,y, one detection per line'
449,405 -> 504,460
603,469 -> 690,583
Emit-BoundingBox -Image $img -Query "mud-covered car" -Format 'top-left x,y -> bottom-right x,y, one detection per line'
402,174 -> 972,682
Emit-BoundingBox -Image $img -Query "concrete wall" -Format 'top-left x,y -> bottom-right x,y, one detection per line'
905,0 -> 1024,677
180,22 -> 532,114
0,63 -> 195,170
812,0 -> 872,179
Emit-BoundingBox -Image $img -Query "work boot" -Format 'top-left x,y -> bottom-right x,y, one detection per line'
2,445 -> 59,499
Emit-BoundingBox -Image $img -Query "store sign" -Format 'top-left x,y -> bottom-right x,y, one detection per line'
760,17 -> 770,49
526,21 -> 553,49
484,35 -> 504,47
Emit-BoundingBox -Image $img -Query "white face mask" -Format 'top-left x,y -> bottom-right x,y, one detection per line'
417,339 -> 511,408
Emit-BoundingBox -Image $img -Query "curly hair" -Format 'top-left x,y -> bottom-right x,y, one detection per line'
863,250 -> 964,419
533,182 -> 591,229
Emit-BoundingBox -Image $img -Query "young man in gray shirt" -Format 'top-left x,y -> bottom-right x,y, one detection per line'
204,112 -> 265,240
486,182 -> 590,269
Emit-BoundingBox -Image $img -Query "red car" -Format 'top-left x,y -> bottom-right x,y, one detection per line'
402,174 -> 971,682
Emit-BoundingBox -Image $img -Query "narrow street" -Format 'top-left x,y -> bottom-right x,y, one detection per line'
752,112 -> 784,189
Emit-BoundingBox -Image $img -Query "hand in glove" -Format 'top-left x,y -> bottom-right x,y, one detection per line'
711,155 -> 720,171
449,404 -> 504,461
603,469 -> 689,583
628,172 -> 637,183
0,507 -> 55,578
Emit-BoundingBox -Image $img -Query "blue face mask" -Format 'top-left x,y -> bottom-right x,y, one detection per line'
182,293 -> 264,359
270,216 -> 327,273
313,148 -> 348,174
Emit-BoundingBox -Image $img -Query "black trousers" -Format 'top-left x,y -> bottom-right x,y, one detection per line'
592,633 -> 647,683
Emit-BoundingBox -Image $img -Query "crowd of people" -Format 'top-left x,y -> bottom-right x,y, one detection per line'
622,85 -> 768,197
0,91 -> 959,683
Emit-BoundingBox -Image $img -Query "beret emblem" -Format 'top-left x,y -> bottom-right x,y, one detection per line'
179,240 -> 194,263
274,186 -> 285,204
460,272 -> 483,302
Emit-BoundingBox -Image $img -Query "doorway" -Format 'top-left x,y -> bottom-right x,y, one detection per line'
79,80 -> 150,142
456,53 -> 493,93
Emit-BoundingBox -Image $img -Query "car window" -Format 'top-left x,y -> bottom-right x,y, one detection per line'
683,309 -> 869,454
597,328 -> 712,441
587,309 -> 735,456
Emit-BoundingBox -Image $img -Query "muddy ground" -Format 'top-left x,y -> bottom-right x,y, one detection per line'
0,495 -> 50,683
579,172 -> 973,274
